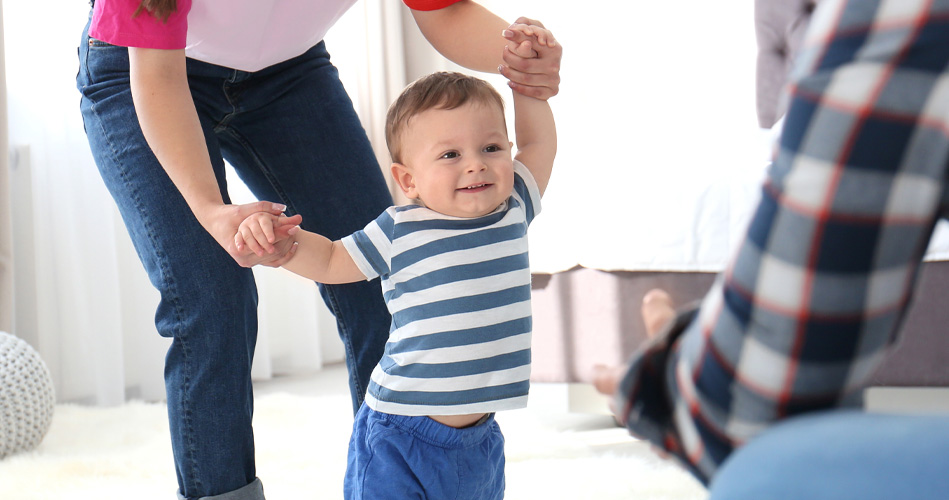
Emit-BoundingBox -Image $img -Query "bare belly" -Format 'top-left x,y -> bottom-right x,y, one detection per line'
429,413 -> 488,428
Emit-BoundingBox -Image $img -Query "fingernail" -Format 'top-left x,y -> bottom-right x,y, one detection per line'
502,29 -> 513,38
273,203 -> 287,211
498,65 -> 504,74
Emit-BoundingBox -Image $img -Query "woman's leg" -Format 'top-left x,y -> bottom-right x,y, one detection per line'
197,41 -> 393,414
78,20 -> 263,500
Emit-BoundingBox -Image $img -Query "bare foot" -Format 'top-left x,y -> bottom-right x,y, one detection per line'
593,289 -> 677,399
593,363 -> 625,396
641,288 -> 675,338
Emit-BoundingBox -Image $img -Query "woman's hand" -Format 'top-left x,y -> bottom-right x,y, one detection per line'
501,17 -> 562,100
201,201 -> 302,268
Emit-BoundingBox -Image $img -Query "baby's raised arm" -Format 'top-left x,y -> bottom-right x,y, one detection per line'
505,24 -> 558,195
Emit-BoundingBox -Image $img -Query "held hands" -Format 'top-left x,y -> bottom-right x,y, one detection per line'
501,18 -> 561,100
235,211 -> 302,266
202,201 -> 301,268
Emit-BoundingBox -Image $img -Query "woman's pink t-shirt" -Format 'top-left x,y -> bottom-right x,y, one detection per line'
89,0 -> 190,50
89,0 -> 462,71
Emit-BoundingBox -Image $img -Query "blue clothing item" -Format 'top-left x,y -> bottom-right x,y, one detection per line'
342,162 -> 541,416
345,404 -> 505,500
76,14 -> 392,500
708,411 -> 949,500
616,0 -> 949,483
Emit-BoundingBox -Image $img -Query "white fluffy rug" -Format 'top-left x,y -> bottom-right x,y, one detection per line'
0,392 -> 706,499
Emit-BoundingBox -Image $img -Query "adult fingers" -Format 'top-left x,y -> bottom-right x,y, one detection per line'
513,16 -> 545,29
502,43 -> 561,81
236,200 -> 286,219
499,63 -> 559,100
502,28 -> 535,57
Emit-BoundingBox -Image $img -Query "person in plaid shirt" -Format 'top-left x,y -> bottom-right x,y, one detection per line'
604,0 -> 949,497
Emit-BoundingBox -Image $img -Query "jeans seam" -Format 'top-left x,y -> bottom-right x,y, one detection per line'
217,127 -> 296,216
85,76 -> 200,498
216,120 -> 371,412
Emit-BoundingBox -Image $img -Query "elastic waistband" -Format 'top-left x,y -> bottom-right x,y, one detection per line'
365,405 -> 498,449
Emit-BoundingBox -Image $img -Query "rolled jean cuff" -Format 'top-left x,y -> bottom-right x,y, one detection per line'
177,478 -> 264,500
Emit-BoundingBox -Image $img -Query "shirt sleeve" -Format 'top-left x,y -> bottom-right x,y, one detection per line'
512,160 -> 542,225
340,208 -> 395,281
401,0 -> 464,11
614,306 -> 701,479
89,0 -> 191,49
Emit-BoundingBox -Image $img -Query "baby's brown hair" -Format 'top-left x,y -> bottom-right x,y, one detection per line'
385,72 -> 506,164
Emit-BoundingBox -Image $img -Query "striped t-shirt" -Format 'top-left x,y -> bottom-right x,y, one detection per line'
341,160 -> 541,416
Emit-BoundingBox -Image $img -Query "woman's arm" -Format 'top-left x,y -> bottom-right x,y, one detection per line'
128,47 -> 292,267
409,1 -> 562,100
128,48 -> 220,214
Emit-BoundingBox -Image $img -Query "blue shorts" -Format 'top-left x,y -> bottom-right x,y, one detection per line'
344,404 -> 505,499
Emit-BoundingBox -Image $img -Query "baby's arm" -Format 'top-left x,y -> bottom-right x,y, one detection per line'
505,24 -> 557,195
235,213 -> 364,284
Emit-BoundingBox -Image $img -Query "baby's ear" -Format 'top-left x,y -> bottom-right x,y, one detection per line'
390,163 -> 419,199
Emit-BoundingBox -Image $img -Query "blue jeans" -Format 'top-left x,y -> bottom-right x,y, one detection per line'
345,405 -> 505,500
76,15 -> 392,500
708,411 -> 949,499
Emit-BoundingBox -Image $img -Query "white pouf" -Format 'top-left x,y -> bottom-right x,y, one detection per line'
0,331 -> 55,458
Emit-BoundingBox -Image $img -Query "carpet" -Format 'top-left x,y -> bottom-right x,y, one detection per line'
0,392 -> 706,499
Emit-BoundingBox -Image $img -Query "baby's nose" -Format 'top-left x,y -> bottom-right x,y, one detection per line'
466,159 -> 488,172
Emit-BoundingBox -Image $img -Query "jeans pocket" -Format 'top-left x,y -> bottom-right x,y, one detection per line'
79,33 -> 130,103
87,36 -> 116,48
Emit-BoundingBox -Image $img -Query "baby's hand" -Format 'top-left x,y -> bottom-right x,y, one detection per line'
235,212 -> 300,257
502,23 -> 557,60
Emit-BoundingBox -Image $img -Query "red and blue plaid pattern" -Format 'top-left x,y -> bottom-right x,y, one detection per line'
617,0 -> 949,483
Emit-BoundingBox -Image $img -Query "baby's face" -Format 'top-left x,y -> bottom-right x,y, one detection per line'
395,102 -> 514,218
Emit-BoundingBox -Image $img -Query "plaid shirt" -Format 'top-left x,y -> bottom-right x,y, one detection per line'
617,0 -> 949,483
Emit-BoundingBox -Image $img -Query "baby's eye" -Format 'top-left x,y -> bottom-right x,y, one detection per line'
484,144 -> 501,153
440,151 -> 460,159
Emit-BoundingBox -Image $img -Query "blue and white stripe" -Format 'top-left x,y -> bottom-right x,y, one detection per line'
342,160 -> 541,416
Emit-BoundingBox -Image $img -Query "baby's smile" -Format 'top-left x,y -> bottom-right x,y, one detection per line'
457,183 -> 492,192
